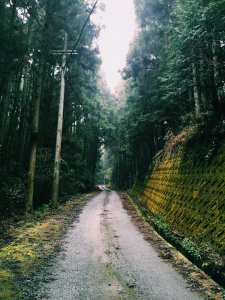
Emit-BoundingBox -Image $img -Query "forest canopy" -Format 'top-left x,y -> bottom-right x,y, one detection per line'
0,0 -> 102,215
1,0 -> 225,215
108,0 -> 225,188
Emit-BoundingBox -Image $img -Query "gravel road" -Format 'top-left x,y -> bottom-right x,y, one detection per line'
37,191 -> 203,299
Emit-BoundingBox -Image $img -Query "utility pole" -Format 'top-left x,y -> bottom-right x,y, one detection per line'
51,0 -> 99,209
51,32 -> 68,209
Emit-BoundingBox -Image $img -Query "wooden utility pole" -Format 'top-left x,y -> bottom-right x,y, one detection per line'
51,0 -> 99,209
51,32 -> 68,209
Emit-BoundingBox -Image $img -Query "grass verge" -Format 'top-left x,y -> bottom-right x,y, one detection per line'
0,193 -> 96,299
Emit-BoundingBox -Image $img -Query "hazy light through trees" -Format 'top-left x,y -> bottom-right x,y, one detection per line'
93,0 -> 137,93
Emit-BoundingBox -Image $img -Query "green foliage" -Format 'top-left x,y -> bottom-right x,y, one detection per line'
0,0 -> 102,214
154,217 -> 202,263
182,238 -> 202,261
0,173 -> 25,217
36,204 -> 50,213
109,0 -> 225,188
153,217 -> 172,239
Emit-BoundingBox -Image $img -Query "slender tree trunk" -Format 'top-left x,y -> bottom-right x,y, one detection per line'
3,71 -> 22,163
51,32 -> 68,209
18,67 -> 31,164
206,32 -> 221,118
188,86 -> 194,110
18,18 -> 34,165
0,0 -> 17,145
212,39 -> 225,116
26,59 -> 44,212
199,49 -> 208,112
192,64 -> 201,118
26,0 -> 52,213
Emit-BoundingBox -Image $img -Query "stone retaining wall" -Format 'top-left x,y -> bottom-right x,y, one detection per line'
133,136 -> 225,253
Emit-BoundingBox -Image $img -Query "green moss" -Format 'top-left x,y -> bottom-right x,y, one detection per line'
0,269 -> 16,299
134,135 -> 225,254
0,193 -> 93,299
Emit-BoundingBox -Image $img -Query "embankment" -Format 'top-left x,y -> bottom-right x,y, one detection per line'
132,127 -> 225,283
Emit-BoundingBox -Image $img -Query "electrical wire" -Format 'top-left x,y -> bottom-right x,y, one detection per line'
65,0 -> 99,69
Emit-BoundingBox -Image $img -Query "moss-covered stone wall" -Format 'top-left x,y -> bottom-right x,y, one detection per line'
133,133 -> 225,253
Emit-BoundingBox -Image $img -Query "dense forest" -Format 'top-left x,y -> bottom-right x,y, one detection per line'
1,0 -> 225,217
109,0 -> 225,188
0,0 -> 102,216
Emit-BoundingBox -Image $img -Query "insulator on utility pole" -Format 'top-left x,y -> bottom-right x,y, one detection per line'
51,50 -> 78,55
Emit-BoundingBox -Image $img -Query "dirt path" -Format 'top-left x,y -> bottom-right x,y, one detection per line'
35,190 -> 205,300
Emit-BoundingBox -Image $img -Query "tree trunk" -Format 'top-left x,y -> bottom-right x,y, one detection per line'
206,32 -> 221,118
192,64 -> 201,118
51,32 -> 68,209
212,39 -> 225,117
18,18 -> 34,165
0,0 -> 17,145
26,0 -> 52,213
26,59 -> 44,212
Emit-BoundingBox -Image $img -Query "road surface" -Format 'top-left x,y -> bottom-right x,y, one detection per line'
37,191 -> 203,299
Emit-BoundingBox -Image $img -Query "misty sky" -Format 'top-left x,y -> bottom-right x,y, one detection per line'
93,0 -> 137,93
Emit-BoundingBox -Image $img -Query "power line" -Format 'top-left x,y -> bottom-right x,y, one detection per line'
65,0 -> 99,69
20,0 -> 43,29
55,9 -> 92,18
